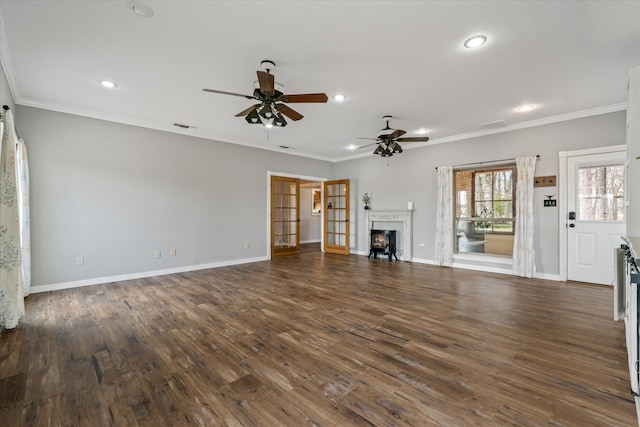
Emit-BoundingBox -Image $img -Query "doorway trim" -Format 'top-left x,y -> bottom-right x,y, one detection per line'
266,171 -> 327,260
558,144 -> 626,281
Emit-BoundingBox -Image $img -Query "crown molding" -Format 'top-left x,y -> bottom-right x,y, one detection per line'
0,13 -> 21,104
1,19 -> 626,166
333,103 -> 626,162
14,97 -> 337,163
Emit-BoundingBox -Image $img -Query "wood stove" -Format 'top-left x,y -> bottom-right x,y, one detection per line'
368,229 -> 398,261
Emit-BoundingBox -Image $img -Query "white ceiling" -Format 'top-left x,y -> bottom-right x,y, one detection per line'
1,1 -> 639,161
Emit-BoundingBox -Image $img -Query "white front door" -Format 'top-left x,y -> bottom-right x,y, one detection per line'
567,151 -> 626,285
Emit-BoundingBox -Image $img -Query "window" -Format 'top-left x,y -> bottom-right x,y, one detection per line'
454,166 -> 516,256
577,164 -> 624,221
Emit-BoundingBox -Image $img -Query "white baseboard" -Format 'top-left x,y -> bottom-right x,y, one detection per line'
31,252 -> 561,295
410,257 -> 436,265
533,272 -> 561,281
451,261 -> 513,275
300,239 -> 321,244
29,256 -> 269,294
399,256 -> 560,281
452,261 -> 560,281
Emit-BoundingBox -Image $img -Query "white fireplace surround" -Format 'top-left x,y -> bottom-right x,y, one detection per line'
365,210 -> 414,260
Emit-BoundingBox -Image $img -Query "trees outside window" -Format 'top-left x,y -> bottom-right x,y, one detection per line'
577,165 -> 624,221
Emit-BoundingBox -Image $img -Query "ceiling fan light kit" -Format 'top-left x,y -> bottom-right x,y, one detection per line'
203,60 -> 328,128
204,62 -> 428,157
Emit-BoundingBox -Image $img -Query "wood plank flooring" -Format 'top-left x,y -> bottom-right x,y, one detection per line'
1,251 -> 636,426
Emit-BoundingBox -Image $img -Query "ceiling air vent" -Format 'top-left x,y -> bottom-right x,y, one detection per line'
173,123 -> 196,129
480,120 -> 508,130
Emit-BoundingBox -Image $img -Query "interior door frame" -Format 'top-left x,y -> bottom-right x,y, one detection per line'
558,144 -> 627,281
266,171 -> 327,260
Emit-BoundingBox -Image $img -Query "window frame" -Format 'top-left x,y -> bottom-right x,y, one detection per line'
469,166 -> 517,234
454,164 -> 517,256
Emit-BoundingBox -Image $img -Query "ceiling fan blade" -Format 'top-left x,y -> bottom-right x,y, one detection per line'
276,104 -> 304,121
357,142 -> 381,149
396,136 -> 431,142
235,104 -> 260,117
282,93 -> 328,103
203,89 -> 256,100
356,137 -> 379,141
257,71 -> 275,95
389,129 -> 407,140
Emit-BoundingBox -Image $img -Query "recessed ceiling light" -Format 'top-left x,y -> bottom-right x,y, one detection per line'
333,94 -> 347,102
127,0 -> 154,18
414,128 -> 429,135
346,144 -> 358,150
517,104 -> 536,112
99,80 -> 117,89
464,35 -> 487,48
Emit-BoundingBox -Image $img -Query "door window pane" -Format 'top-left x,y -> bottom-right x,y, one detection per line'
578,164 -> 624,221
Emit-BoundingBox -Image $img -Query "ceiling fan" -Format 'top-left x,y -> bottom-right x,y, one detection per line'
203,60 -> 328,128
358,115 -> 430,157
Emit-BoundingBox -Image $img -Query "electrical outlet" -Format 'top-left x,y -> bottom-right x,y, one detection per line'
244,242 -> 249,249
154,250 -> 161,258
170,248 -> 176,256
76,257 -> 84,266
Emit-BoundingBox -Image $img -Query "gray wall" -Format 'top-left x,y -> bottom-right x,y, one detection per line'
18,106 -> 333,286
1,63 -> 15,111
334,111 -> 627,276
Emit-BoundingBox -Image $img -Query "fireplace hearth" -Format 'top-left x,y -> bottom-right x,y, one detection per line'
365,210 -> 413,261
368,229 -> 398,261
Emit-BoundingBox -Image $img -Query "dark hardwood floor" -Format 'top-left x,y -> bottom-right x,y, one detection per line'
0,251 -> 636,426
299,242 -> 321,255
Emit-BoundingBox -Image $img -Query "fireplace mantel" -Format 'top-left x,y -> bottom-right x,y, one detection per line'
365,210 -> 413,260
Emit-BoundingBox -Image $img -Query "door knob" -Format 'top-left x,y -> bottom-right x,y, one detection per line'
569,223 -> 575,228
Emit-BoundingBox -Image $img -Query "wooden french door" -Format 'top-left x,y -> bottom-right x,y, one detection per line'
271,175 -> 300,258
324,179 -> 350,255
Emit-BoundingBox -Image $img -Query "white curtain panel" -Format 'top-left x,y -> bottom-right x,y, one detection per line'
17,138 -> 31,296
434,166 -> 454,266
513,156 -> 538,278
0,110 -> 25,329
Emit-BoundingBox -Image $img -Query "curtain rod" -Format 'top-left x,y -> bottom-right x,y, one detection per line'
435,154 -> 539,170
